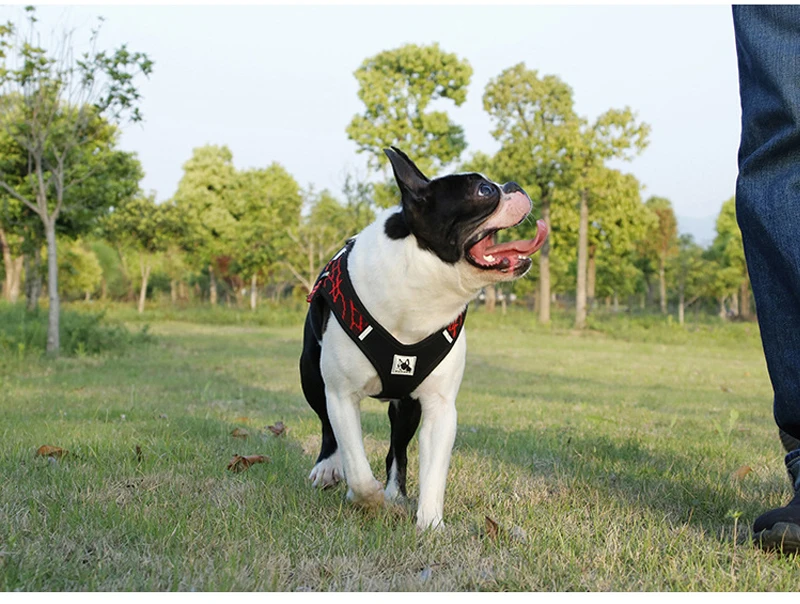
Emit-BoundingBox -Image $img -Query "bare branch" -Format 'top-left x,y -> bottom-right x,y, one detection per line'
279,259 -> 312,292
0,179 -> 39,215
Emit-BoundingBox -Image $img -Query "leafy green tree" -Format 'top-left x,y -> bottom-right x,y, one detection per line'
572,109 -> 650,328
667,234 -> 707,325
642,196 -> 678,315
347,43 -> 472,208
482,64 -> 579,323
103,195 -> 172,313
172,145 -> 238,305
232,163 -> 302,310
87,238 -> 126,301
708,196 -> 750,318
0,8 -> 151,355
57,239 -> 102,300
281,188 -> 366,293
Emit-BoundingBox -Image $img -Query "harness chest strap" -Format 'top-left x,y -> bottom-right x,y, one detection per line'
307,239 -> 468,400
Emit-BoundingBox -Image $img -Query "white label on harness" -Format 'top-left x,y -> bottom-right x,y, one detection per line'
391,354 -> 417,376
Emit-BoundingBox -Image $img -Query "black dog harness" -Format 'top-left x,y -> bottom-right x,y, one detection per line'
307,239 -> 467,400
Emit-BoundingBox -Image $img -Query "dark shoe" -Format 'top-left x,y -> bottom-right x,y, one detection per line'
754,448 -> 800,554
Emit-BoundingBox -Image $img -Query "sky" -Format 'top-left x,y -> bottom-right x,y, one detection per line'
2,3 -> 742,244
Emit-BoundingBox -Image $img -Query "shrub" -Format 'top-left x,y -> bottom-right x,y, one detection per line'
0,302 -> 153,357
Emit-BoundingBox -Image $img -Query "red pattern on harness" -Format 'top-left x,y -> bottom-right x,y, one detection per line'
308,247 -> 369,338
446,313 -> 464,340
349,300 -> 366,335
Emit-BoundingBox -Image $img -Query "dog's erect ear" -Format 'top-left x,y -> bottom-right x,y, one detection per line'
384,147 -> 429,199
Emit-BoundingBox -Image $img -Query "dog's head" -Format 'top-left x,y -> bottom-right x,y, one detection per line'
383,147 -> 548,284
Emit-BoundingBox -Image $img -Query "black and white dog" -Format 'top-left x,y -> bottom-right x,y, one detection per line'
300,148 -> 548,530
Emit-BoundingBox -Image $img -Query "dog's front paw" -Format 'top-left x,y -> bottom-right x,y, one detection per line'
416,512 -> 445,531
346,479 -> 385,509
309,452 -> 343,489
383,482 -> 407,505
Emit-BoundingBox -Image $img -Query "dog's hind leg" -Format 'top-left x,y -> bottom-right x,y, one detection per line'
384,397 -> 422,503
300,312 -> 343,489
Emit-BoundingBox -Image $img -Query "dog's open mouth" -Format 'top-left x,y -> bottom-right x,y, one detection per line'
466,219 -> 549,273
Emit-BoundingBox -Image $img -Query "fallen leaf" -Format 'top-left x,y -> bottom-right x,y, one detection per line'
720,385 -> 731,393
227,454 -> 270,473
485,515 -> 500,540
35,445 -> 67,459
135,445 -> 143,463
267,421 -> 286,436
231,428 -> 249,438
732,465 -> 753,480
234,416 -> 250,423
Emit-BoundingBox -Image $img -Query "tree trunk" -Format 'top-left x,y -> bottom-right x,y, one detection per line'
138,262 -> 151,314
0,227 -> 23,303
8,255 -> 22,303
485,285 -> 496,313
209,263 -> 218,305
678,287 -> 685,326
718,296 -> 727,319
740,279 -> 751,319
731,290 -> 740,317
575,189 -> 589,329
659,256 -> 667,314
170,279 -> 177,304
613,292 -> 619,313
538,199 -> 551,324
100,277 -> 108,301
587,246 -> 596,308
44,220 -> 60,356
24,248 -> 42,312
179,280 -> 188,302
250,274 -> 258,311
116,248 -> 135,302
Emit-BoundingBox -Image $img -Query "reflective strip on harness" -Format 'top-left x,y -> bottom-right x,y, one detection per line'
307,239 -> 468,400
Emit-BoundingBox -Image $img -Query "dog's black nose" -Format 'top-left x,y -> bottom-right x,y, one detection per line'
502,182 -> 524,195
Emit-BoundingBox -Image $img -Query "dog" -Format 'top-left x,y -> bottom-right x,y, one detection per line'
300,147 -> 548,530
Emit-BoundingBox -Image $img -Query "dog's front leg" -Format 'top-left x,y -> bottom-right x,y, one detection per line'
416,394 -> 457,530
326,390 -> 384,508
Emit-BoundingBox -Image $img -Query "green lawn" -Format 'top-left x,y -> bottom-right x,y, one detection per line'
1,310 -> 798,590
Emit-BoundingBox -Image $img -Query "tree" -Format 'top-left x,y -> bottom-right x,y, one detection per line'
172,145 -> 238,305
103,194 -> 172,313
667,234 -> 706,325
57,239 -> 101,300
483,64 -> 579,323
642,196 -> 678,315
0,7 -> 151,355
281,188 -> 368,294
709,196 -> 751,318
347,43 -> 472,208
572,109 -> 650,328
232,163 -> 302,310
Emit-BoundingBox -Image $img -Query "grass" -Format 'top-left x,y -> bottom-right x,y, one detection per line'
0,305 -> 797,591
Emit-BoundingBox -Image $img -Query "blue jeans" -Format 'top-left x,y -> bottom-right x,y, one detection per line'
734,5 -> 800,441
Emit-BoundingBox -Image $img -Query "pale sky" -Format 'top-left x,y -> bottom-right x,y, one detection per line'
2,4 -> 742,241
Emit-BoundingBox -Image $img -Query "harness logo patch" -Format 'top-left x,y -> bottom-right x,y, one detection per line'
391,354 -> 417,377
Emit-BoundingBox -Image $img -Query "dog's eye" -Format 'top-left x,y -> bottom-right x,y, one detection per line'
477,183 -> 494,197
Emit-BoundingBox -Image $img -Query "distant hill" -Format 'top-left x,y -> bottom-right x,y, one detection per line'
677,214 -> 717,248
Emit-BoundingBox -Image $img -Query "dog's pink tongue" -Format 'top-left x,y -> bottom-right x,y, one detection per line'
483,219 -> 548,256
